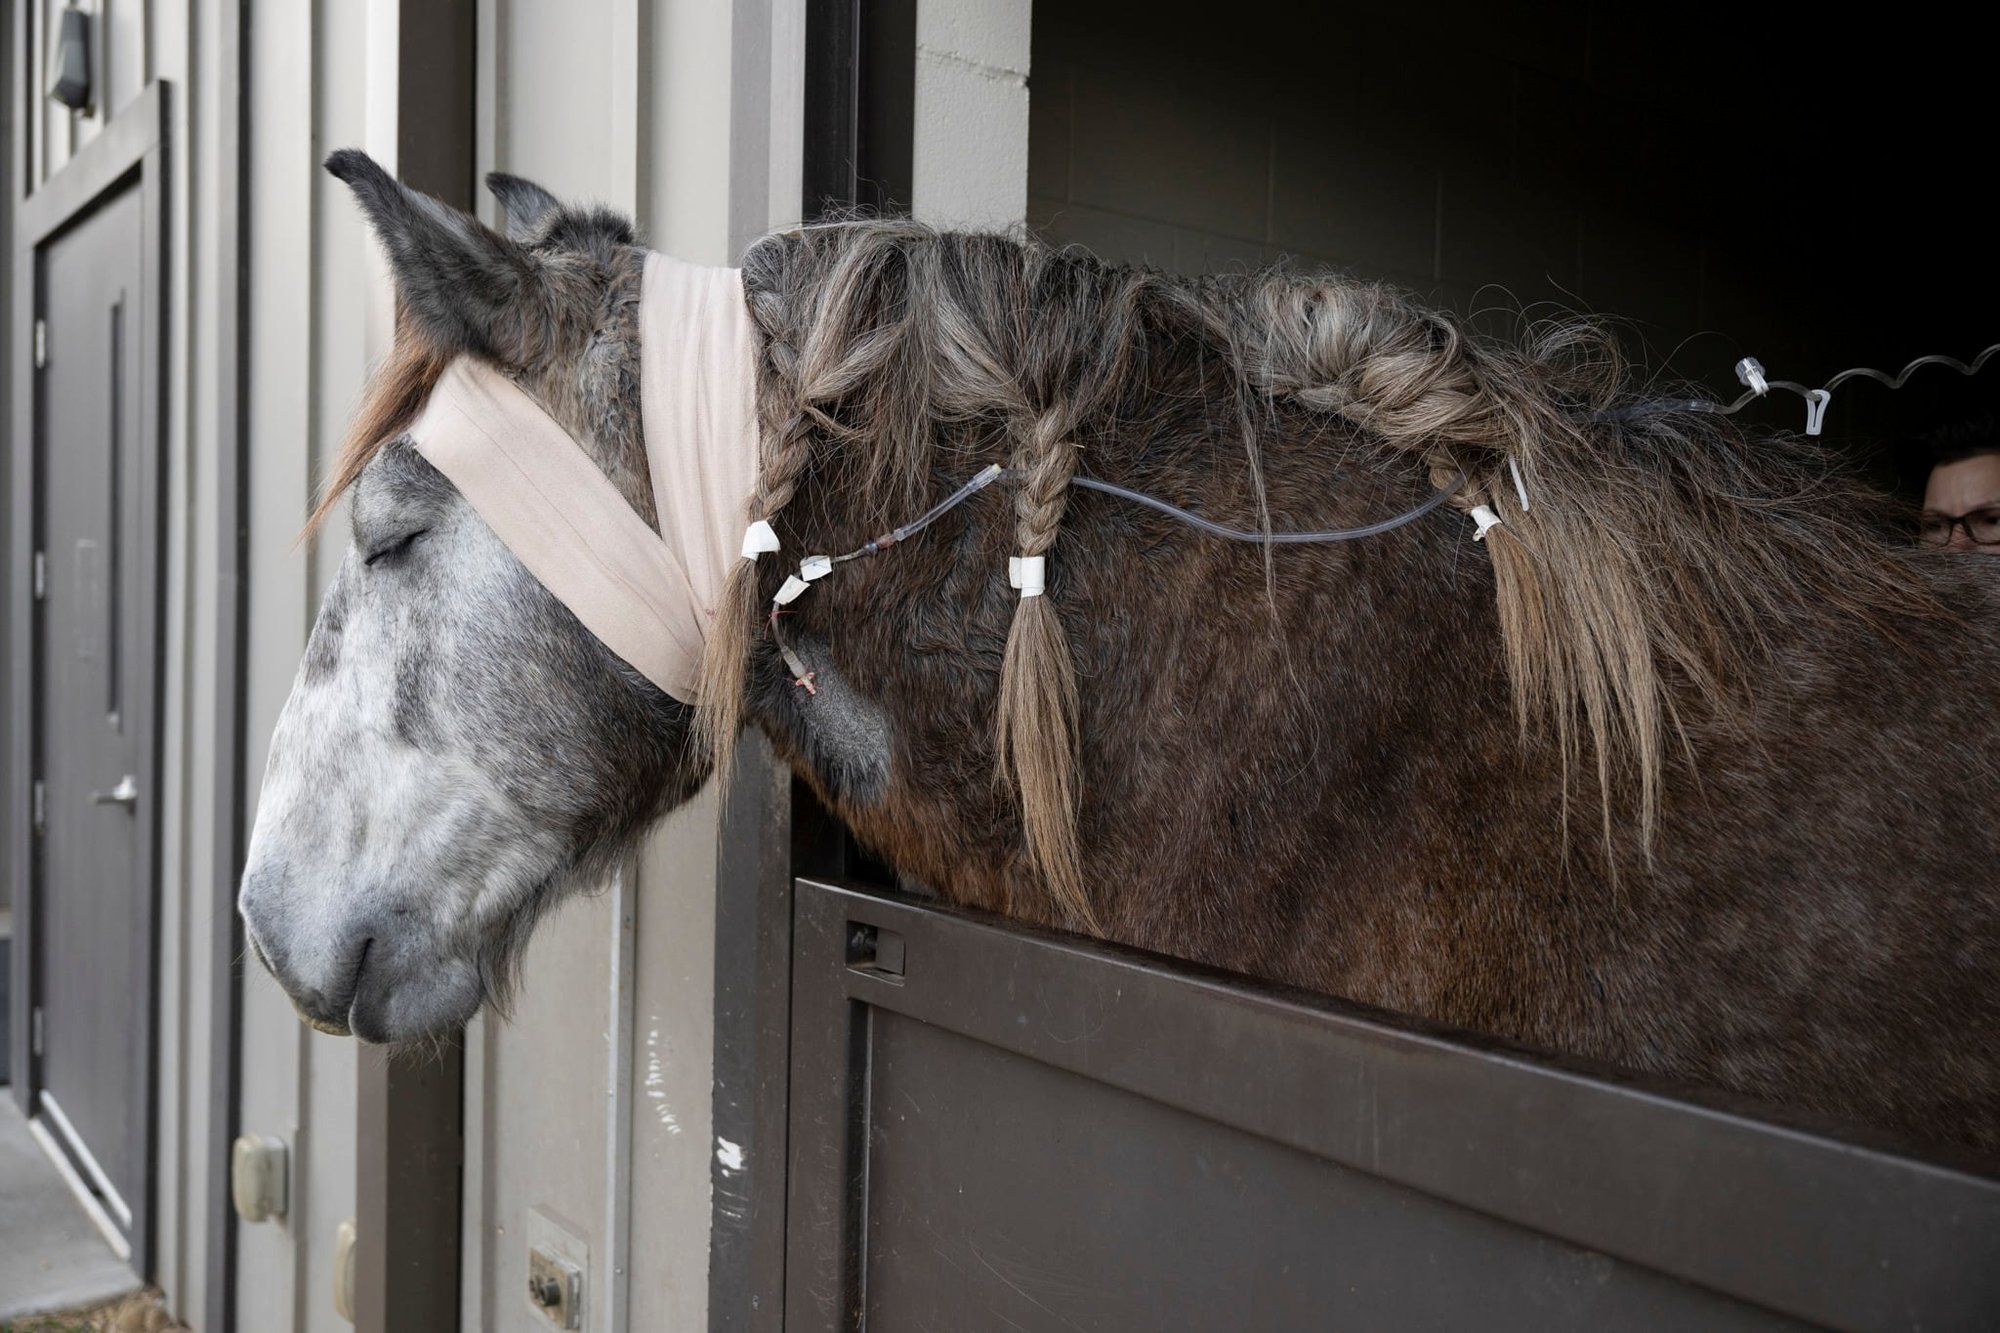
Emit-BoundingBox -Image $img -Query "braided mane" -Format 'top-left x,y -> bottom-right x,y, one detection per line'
696,220 -> 1929,922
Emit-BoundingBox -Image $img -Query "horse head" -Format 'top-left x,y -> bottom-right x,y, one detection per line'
238,154 -> 705,1041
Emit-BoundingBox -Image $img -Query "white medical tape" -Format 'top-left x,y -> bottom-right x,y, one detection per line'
1009,555 -> 1046,597
741,519 -> 780,559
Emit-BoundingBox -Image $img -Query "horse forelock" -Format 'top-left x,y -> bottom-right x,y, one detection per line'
308,234 -> 650,546
305,327 -> 454,541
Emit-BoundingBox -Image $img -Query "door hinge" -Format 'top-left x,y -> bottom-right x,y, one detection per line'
33,318 -> 47,369
32,779 -> 47,835
32,1007 -> 45,1058
33,550 -> 47,600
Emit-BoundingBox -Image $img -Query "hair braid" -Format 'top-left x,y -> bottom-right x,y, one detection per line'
996,408 -> 1095,929
695,273 -> 815,782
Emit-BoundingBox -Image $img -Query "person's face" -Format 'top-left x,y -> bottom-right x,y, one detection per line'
1921,453 -> 2000,552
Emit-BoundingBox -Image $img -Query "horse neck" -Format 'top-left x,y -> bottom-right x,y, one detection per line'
757,419 -> 1547,931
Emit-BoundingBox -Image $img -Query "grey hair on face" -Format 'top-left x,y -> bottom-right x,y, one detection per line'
240,154 -> 707,1041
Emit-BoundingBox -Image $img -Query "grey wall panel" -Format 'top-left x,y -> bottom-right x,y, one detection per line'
479,891 -> 616,1332
467,6 -> 633,1328
462,3 -> 810,1327
235,0 -> 320,1315
1,0 -> 16,931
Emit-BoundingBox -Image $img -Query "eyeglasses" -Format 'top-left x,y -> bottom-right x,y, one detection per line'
1919,507 -> 2000,547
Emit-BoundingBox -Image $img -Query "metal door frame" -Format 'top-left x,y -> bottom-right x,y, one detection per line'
707,7 -> 922,1327
5,80 -> 169,1277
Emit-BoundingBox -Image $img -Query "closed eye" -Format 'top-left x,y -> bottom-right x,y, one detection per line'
364,529 -> 429,567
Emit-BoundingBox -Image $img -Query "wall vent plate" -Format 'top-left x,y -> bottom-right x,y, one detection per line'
524,1206 -> 589,1329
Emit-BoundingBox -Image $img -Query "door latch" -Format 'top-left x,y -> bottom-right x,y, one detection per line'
91,775 -> 139,809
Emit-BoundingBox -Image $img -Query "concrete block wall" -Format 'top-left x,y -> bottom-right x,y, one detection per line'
1025,0 -> 1891,404
913,0 -> 1031,228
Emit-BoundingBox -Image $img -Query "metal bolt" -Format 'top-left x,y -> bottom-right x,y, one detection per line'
529,1276 -> 563,1307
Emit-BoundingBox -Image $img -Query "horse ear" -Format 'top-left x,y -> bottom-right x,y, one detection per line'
485,172 -> 561,244
324,149 -> 550,365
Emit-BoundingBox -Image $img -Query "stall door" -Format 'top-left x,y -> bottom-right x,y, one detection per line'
32,179 -> 155,1268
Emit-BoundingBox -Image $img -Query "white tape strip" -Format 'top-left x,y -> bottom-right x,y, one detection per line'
773,574 -> 810,605
1470,505 -> 1502,541
741,519 -> 781,560
799,554 -> 833,581
1009,555 -> 1046,597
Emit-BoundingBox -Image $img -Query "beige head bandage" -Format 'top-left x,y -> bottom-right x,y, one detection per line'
406,252 -> 761,702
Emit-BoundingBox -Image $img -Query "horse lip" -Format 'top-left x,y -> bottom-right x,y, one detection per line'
294,1002 -> 354,1038
285,936 -> 371,1039
245,932 -> 276,978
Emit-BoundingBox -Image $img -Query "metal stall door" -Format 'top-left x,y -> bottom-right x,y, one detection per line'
783,880 -> 2000,1332
30,179 -> 156,1268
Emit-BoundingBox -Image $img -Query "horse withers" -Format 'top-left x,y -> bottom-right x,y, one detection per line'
239,152 -> 2000,1157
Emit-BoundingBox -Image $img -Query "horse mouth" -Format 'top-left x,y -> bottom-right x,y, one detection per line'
283,935 -> 371,1039
240,924 -> 354,1035
294,1005 -> 355,1038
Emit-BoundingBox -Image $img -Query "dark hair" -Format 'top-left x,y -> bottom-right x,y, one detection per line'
1920,411 -> 2000,467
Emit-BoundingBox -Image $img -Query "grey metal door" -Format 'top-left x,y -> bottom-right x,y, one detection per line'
781,880 -> 2000,1332
32,179 -> 154,1265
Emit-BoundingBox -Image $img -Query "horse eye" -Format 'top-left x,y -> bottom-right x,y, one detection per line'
364,529 -> 429,567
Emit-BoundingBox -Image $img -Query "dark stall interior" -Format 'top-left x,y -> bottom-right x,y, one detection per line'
796,1 -> 1996,888
1027,0 -> 1997,500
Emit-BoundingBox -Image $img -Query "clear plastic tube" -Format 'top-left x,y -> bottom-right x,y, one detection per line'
1592,343 -> 1999,433
894,463 -> 1005,542
822,461 -> 1462,571
1066,473 -> 1461,543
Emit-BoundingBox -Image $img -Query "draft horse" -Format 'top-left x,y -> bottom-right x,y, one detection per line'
239,153 -> 2000,1156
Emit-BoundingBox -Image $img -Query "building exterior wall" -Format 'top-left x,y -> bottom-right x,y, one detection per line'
15,1 -> 801,1326
911,0 -> 1029,229
234,2 -> 379,1326
0,0 -> 15,930
12,0 -> 229,1320
8,1 -> 1008,1326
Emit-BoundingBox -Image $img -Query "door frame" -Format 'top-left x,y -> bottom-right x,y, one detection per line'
6,79 -> 168,1277
707,7 -> 922,1326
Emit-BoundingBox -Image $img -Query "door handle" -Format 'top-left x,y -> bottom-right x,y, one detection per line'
91,774 -> 139,809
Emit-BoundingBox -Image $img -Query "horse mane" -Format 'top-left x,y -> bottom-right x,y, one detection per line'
309,218 -> 1931,924
703,219 -> 1931,923
305,323 -> 454,539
